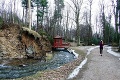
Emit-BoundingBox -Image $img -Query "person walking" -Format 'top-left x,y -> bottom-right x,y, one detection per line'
99,40 -> 104,56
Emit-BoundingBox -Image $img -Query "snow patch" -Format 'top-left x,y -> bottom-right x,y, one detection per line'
67,58 -> 87,79
67,49 -> 79,59
106,47 -> 120,57
86,46 -> 99,56
67,46 -> 98,79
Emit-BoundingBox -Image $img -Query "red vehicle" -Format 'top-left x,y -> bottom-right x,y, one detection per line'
52,35 -> 70,50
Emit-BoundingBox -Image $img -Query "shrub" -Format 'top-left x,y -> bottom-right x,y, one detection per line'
0,17 -> 3,29
112,43 -> 118,47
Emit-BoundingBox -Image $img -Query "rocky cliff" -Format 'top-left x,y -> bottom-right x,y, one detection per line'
0,23 -> 52,59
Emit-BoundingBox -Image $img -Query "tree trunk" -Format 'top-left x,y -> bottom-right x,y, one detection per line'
118,10 -> 120,52
88,0 -> 93,45
115,6 -> 118,43
76,12 -> 80,45
28,0 -> 31,30
119,40 -> 120,52
65,10 -> 69,41
13,0 -> 16,23
22,7 -> 25,23
36,4 -> 39,31
10,0 -> 13,23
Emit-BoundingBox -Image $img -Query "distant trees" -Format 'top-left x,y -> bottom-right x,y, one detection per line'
0,0 -> 95,45
88,0 -> 93,45
1,0 -> 119,47
0,0 -> 21,24
116,0 -> 120,43
52,0 -> 64,36
98,0 -> 120,49
98,0 -> 114,44
80,24 -> 92,45
99,0 -> 106,42
22,0 -> 34,27
111,0 -> 119,43
22,0 -> 48,30
34,0 -> 48,30
70,0 -> 83,45
116,0 -> 120,51
22,0 -> 28,24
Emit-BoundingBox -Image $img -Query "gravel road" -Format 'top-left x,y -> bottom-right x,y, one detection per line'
73,46 -> 120,80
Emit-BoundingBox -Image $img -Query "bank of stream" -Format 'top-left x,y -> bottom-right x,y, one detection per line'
0,50 -> 75,79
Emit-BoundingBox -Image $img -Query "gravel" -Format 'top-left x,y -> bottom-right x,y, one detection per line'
73,47 -> 120,80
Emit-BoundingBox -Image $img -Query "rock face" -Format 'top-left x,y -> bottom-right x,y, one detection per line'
0,23 -> 51,59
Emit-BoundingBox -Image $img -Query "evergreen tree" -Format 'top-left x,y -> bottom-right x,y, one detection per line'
53,0 -> 64,36
34,0 -> 48,30
22,0 -> 34,25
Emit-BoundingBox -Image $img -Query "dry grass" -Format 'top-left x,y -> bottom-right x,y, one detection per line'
22,27 -> 41,38
69,47 -> 86,58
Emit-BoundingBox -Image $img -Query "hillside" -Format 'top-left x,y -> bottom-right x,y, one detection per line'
0,23 -> 51,59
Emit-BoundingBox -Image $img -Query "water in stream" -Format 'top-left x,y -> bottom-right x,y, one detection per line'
0,50 -> 75,79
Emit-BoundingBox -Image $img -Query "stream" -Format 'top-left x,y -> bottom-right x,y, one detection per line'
0,50 -> 75,79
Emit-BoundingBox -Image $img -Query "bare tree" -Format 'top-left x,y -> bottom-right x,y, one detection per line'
88,0 -> 93,44
98,0 -> 106,42
13,0 -> 16,23
65,8 -> 69,41
70,0 -> 83,45
111,0 -> 119,43
1,0 -> 6,21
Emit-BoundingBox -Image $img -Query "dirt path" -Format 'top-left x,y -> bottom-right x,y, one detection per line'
73,47 -> 120,80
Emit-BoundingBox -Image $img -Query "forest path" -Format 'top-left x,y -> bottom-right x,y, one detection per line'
71,46 -> 120,80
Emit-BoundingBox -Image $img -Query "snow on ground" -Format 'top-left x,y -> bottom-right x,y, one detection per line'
67,46 -> 98,79
106,46 -> 120,60
67,58 -> 87,79
68,46 -> 120,79
67,49 -> 79,59
86,46 -> 99,56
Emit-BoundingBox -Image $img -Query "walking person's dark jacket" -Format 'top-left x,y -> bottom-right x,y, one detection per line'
99,40 -> 104,56
100,41 -> 103,49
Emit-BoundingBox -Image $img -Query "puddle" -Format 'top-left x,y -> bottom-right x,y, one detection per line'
0,50 -> 75,79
